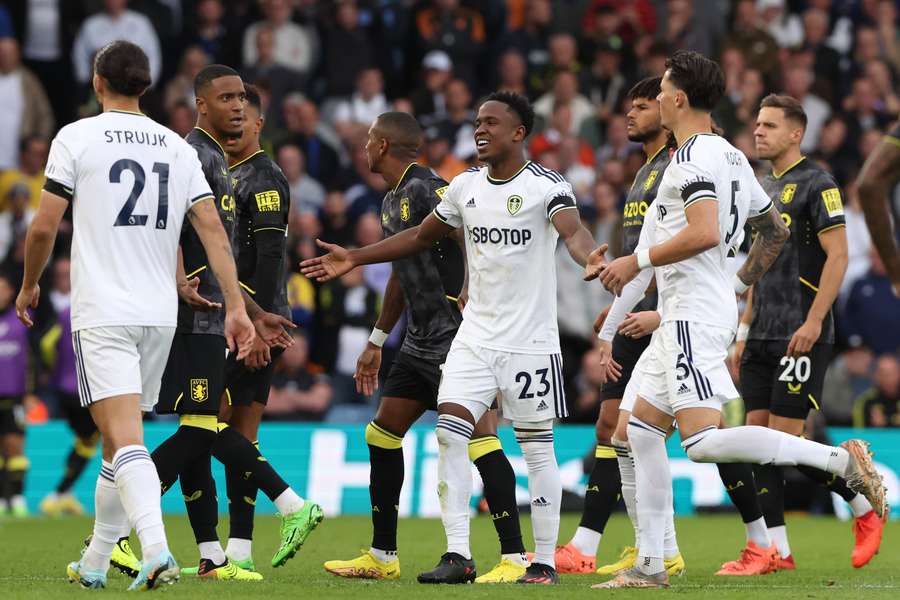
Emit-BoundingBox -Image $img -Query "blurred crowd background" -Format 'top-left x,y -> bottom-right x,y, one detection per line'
0,0 -> 898,429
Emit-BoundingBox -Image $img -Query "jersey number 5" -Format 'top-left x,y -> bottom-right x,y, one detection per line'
110,159 -> 169,229
724,180 -> 740,245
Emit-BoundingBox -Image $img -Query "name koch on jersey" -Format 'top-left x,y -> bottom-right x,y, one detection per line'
652,133 -> 773,332
43,110 -> 213,332
432,161 -> 576,354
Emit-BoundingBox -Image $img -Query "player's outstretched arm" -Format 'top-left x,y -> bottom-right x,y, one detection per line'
300,213 -> 455,282
857,136 -> 900,294
16,191 -> 68,326
736,206 -> 790,290
551,207 -> 608,274
188,198 -> 255,359
787,226 -> 848,357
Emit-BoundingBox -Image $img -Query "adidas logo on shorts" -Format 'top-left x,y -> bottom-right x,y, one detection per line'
677,382 -> 691,395
536,399 -> 549,411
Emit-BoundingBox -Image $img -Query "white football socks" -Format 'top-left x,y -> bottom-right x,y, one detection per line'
198,541 -> 227,564
745,516 -> 772,548
273,488 -> 305,515
82,461 -> 130,573
613,437 -> 639,545
628,417 -> 671,576
516,427 -> 561,569
571,526 -> 601,557
768,525 -> 791,559
226,538 -> 253,562
850,494 -> 874,517
113,445 -> 168,560
435,414 -> 475,559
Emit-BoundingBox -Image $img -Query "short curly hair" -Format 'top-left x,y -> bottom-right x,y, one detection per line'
483,91 -> 535,137
664,51 -> 725,111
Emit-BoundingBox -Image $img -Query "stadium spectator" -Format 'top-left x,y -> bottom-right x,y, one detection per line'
166,100 -> 195,138
594,114 -> 635,167
182,0 -> 239,66
664,0 -> 722,58
413,0 -> 486,88
0,136 -> 48,212
333,68 -> 390,140
243,25 -> 305,135
529,103 -> 593,166
730,0 -> 780,81
800,8 -> 842,103
410,50 -> 452,120
717,67 -> 765,140
431,78 -> 476,162
0,37 -> 53,171
852,354 -> 900,428
278,144 -> 325,215
822,346 -> 875,425
266,330 -> 333,421
811,114 -> 855,185
162,46 -> 208,114
280,94 -> 343,187
581,0 -> 657,48
843,247 -> 900,355
242,0 -> 319,75
499,0 -> 552,95
420,123 -> 466,182
782,64 -> 830,152
759,0 -> 803,48
319,0 -> 375,99
495,49 -> 528,96
48,256 -> 70,314
71,0 -> 161,88
557,137 -> 597,200
0,183 -> 34,267
0,5 -> 11,38
581,42 -> 628,132
863,60 -> 900,117
842,77 -> 893,150
840,182 -> 874,301
534,70 -> 594,135
874,0 -> 900,73
319,189 -> 354,247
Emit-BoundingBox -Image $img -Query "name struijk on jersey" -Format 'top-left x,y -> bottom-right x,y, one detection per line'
103,129 -> 168,146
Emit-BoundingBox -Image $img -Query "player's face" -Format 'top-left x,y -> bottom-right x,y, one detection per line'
474,100 -> 525,163
225,104 -> 263,157
754,106 -> 801,161
364,123 -> 385,173
197,75 -> 246,139
657,71 -> 679,130
626,96 -> 662,143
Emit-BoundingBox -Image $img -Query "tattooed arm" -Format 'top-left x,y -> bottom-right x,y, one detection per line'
857,135 -> 900,294
736,206 -> 790,288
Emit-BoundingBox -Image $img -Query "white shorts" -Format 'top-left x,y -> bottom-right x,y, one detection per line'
73,326 -> 176,411
637,320 -> 738,417
620,341 -> 652,414
437,338 -> 567,423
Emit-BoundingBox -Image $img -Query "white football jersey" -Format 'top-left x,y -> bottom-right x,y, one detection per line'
652,133 -> 773,331
45,110 -> 213,331
433,161 -> 577,354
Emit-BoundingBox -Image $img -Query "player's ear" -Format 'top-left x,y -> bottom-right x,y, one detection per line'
512,124 -> 526,143
196,95 -> 206,116
92,74 -> 103,102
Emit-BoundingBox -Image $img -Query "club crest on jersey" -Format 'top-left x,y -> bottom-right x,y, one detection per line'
643,170 -> 658,192
780,184 -> 796,204
190,379 -> 209,402
400,197 -> 410,222
507,195 -> 523,215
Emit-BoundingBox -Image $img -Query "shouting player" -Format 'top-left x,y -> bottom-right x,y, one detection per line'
730,94 -> 883,570
593,51 -> 886,589
323,112 -> 527,583
554,76 -> 684,577
302,91 -> 607,585
16,41 -> 256,590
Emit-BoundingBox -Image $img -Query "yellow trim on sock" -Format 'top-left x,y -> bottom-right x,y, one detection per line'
468,436 -> 503,461
595,444 -> 617,459
179,414 -> 219,432
74,437 -> 98,458
7,455 -> 30,470
365,422 -> 403,449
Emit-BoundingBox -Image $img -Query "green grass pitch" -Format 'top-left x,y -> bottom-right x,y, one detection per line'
0,514 -> 897,598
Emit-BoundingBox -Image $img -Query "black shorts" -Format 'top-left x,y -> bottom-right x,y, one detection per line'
58,392 -> 97,439
381,351 -> 442,410
156,333 -> 226,416
740,339 -> 832,419
0,396 -> 25,435
602,332 -> 652,400
224,347 -> 284,407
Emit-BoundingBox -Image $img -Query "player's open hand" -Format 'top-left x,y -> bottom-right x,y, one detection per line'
583,243 -> 609,281
178,277 -> 222,311
300,239 -> 356,282
599,255 -> 641,296
596,339 -> 622,383
253,311 -> 296,348
593,305 -> 611,334
244,336 -> 272,371
787,317 -> 822,357
618,311 -> 661,339
225,309 -> 256,361
15,284 -> 38,327
354,342 -> 382,396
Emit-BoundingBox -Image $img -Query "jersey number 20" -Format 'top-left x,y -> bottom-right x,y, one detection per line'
110,159 -> 169,229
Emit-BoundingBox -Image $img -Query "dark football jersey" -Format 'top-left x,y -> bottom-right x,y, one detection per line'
231,150 -> 291,319
750,158 -> 846,343
381,164 -> 463,362
621,145 -> 669,311
178,127 -> 235,335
